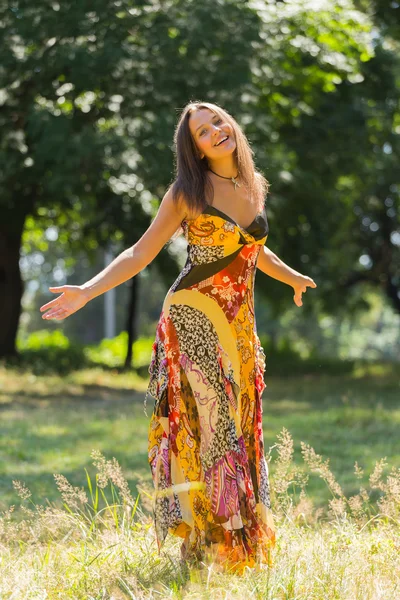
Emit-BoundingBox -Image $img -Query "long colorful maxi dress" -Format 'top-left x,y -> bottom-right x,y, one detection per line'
146,204 -> 276,570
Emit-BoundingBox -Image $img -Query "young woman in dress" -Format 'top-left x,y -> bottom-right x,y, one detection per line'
40,101 -> 316,573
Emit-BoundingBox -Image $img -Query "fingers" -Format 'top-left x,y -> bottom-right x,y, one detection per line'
293,291 -> 303,307
306,278 -> 317,288
40,286 -> 72,319
293,276 -> 317,306
42,308 -> 69,320
40,299 -> 60,312
40,287 -> 66,312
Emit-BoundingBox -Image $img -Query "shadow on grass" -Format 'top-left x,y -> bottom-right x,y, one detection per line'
1,368 -> 399,514
2,351 -> 150,378
0,386 -> 145,407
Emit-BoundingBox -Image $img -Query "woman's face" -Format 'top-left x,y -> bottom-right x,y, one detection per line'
189,109 -> 236,160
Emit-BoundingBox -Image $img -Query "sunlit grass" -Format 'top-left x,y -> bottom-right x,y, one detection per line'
0,364 -> 399,511
0,364 -> 399,598
0,425 -> 399,598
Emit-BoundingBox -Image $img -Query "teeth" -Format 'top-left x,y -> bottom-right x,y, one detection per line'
216,136 -> 228,146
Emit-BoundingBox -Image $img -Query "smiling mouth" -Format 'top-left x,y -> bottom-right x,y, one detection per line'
215,136 -> 229,147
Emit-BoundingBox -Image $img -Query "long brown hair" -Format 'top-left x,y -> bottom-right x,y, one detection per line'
169,101 -> 270,218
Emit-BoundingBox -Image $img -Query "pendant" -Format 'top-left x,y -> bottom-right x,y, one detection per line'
232,177 -> 241,190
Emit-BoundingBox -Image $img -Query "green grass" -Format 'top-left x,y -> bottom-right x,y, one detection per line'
0,363 -> 399,598
0,363 -> 399,512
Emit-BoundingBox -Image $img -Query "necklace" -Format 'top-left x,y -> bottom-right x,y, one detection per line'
208,168 -> 241,191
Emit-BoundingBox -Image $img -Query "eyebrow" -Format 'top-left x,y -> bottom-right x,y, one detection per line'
195,113 -> 218,134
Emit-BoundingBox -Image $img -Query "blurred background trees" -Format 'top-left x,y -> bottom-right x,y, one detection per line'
1,0 -> 399,366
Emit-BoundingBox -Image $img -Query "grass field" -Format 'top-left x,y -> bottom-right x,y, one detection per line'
0,363 -> 399,598
0,363 -> 399,510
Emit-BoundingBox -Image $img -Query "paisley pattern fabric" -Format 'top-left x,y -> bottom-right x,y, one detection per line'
146,204 -> 276,571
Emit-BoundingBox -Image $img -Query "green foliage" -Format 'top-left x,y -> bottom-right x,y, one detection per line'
259,334 -> 356,376
11,328 -> 359,377
2,0 -> 400,362
19,329 -> 70,351
84,332 -> 153,369
9,330 -> 155,374
15,329 -> 88,375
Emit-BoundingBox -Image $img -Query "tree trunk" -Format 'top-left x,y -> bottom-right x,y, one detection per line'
0,216 -> 26,359
123,275 -> 139,370
385,277 -> 400,315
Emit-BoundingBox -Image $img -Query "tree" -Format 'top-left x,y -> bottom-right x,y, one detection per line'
2,0 -> 396,361
0,0 -> 262,358
248,1 -> 399,317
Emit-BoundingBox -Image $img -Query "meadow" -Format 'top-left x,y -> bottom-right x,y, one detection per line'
0,362 -> 399,598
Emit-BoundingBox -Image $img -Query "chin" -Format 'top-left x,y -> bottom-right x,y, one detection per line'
224,146 -> 236,157
216,142 -> 237,156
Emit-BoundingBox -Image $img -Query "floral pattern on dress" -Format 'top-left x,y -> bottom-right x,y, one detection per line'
147,207 -> 275,571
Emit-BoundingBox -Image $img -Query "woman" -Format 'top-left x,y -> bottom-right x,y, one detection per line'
40,101 -> 316,572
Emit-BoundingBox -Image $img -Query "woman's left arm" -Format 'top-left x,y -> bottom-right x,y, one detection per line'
257,246 -> 317,307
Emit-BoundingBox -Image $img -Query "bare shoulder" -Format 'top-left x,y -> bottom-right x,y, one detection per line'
129,184 -> 189,266
162,183 -> 189,221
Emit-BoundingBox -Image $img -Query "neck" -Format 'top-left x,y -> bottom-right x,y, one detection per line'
207,155 -> 238,179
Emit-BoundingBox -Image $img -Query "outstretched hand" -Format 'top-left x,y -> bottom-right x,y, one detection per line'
292,275 -> 317,307
40,285 -> 91,321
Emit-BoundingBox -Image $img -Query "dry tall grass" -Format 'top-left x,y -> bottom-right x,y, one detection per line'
1,428 -> 399,599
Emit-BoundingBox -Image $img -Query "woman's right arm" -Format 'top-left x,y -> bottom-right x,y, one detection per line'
81,187 -> 186,300
40,187 -> 187,321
